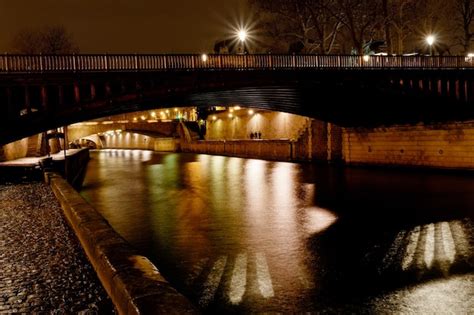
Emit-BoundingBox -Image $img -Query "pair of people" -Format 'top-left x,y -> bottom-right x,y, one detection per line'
250,132 -> 261,139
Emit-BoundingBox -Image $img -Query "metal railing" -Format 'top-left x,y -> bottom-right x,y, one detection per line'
0,54 -> 472,73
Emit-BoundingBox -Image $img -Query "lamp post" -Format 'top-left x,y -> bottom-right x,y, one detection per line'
237,29 -> 247,54
426,35 -> 435,56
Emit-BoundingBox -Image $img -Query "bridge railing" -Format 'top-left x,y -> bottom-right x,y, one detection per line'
0,54 -> 472,73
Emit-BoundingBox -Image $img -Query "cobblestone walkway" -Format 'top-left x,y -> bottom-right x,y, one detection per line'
0,182 -> 113,314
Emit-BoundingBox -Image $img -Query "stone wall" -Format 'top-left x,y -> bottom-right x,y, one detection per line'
102,133 -> 155,150
183,119 -> 343,163
154,138 -> 179,152
48,174 -> 197,314
2,137 -> 29,161
206,111 -> 309,140
101,133 -> 178,152
343,122 -> 474,169
183,140 -> 294,161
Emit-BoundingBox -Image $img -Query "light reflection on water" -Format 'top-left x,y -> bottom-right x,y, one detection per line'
81,149 -> 474,313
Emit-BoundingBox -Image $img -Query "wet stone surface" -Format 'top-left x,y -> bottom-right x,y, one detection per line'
0,182 -> 114,314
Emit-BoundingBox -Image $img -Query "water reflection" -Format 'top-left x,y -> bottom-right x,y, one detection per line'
81,150 -> 473,313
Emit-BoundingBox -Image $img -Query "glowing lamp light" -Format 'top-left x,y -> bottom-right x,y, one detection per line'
237,29 -> 247,42
234,106 -> 241,110
151,112 -> 156,117
248,109 -> 254,115
201,54 -> 208,62
426,35 -> 435,46
363,55 -> 370,62
212,115 -> 217,121
140,115 -> 146,120
174,108 -> 178,112
228,113 -> 233,118
133,117 -> 137,122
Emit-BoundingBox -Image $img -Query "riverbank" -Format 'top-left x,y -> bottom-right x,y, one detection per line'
0,181 -> 113,313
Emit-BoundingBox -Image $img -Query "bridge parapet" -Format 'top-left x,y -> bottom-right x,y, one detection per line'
0,54 -> 473,73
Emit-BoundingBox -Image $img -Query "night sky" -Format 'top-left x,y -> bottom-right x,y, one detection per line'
0,0 -> 249,53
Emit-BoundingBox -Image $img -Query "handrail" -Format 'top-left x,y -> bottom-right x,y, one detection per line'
0,54 -> 473,73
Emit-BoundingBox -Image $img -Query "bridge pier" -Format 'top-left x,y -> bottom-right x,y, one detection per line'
41,86 -> 48,110
74,82 -> 81,104
90,83 -> 96,101
58,85 -> 64,107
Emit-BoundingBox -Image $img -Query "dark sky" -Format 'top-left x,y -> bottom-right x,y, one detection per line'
0,0 -> 250,53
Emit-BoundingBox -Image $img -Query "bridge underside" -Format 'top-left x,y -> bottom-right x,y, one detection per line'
1,69 -> 473,145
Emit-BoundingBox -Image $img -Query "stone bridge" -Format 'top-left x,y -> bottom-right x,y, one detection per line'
1,54 -> 474,145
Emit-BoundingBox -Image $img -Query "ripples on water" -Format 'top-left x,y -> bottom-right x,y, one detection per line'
81,149 -> 474,313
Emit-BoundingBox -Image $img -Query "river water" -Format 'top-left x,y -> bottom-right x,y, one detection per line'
81,149 -> 474,313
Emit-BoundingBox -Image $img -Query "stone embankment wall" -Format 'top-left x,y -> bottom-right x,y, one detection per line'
183,139 -> 295,161
48,173 -> 198,315
101,133 -> 179,152
183,117 -> 343,163
343,122 -> 474,169
51,148 -> 91,189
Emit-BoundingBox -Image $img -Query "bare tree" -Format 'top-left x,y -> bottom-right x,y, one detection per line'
333,0 -> 383,54
249,0 -> 342,53
12,25 -> 79,54
454,0 -> 474,53
11,28 -> 43,54
250,0 -> 316,52
305,0 -> 343,54
385,0 -> 419,54
382,0 -> 393,54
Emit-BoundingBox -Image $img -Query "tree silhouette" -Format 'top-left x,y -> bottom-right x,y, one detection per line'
12,25 -> 79,54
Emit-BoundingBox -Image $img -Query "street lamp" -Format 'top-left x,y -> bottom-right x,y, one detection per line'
426,35 -> 435,56
236,28 -> 247,54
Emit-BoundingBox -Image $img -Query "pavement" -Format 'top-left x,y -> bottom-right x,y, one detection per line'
0,149 -> 85,168
0,182 -> 113,314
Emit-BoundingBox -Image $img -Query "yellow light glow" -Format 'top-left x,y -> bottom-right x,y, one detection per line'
228,113 -> 233,118
229,108 -> 234,113
212,115 -> 217,120
201,54 -> 208,62
426,35 -> 435,46
166,109 -> 169,114
238,29 -> 247,42
248,109 -> 254,115
133,117 -> 137,121
363,55 -> 370,62
234,106 -> 241,110
304,207 -> 338,234
151,112 -> 156,117
174,108 -> 178,112
140,115 -> 146,120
